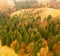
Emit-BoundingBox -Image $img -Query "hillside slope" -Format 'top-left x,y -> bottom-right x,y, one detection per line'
40,8 -> 60,21
11,8 -> 60,21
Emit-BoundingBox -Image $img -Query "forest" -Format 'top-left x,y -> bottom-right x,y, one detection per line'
0,0 -> 60,56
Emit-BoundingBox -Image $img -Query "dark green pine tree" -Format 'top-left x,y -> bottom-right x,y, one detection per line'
10,23 -> 16,31
17,32 -> 23,44
35,32 -> 41,41
6,35 -> 12,46
9,30 -> 15,42
43,26 -> 50,40
25,23 -> 32,30
48,33 -> 60,50
24,32 -> 30,45
47,15 -> 52,21
1,29 -> 7,46
20,25 -> 26,36
39,28 -> 45,38
14,42 -> 20,53
30,32 -> 35,42
1,36 -> 6,46
7,30 -> 16,46
33,42 -> 39,56
14,29 -> 23,44
48,21 -> 58,35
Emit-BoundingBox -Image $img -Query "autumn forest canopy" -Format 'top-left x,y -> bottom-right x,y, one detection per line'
0,0 -> 60,56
